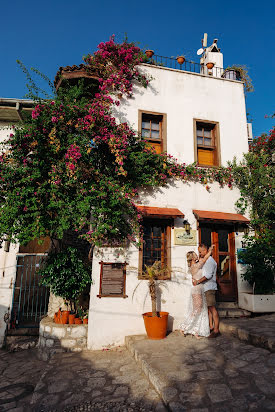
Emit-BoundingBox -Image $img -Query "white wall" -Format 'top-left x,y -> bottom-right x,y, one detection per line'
114,64 -> 248,165
0,123 -> 19,346
87,181 -> 251,350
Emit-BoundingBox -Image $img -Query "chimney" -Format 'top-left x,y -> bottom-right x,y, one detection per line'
200,36 -> 224,78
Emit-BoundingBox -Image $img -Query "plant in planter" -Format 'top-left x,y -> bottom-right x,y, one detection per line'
222,65 -> 254,93
39,247 -> 91,320
133,261 -> 169,340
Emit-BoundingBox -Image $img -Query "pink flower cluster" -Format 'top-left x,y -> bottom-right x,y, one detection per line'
65,144 -> 82,172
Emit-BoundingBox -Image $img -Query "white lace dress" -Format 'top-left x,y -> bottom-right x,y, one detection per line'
179,265 -> 210,337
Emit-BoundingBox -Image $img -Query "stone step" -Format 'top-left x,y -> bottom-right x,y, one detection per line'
5,335 -> 38,352
216,301 -> 239,309
218,308 -> 251,318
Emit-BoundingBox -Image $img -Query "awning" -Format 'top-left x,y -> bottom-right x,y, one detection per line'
136,206 -> 184,219
193,209 -> 249,223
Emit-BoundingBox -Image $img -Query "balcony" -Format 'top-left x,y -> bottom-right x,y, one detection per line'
143,55 -> 239,80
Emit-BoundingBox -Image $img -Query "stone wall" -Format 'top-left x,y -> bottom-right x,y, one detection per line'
38,316 -> 87,360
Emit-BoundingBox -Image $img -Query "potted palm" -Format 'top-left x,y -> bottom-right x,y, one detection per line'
135,261 -> 169,340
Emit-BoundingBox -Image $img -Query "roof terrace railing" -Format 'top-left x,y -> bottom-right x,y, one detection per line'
143,55 -> 233,79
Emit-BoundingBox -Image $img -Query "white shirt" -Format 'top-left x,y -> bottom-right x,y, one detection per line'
202,256 -> 217,292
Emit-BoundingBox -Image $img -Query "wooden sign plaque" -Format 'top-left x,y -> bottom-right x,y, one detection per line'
97,261 -> 128,298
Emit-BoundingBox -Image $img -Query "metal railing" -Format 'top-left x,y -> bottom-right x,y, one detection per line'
143,55 -> 227,79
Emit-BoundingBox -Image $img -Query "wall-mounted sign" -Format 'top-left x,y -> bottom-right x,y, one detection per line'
174,229 -> 197,246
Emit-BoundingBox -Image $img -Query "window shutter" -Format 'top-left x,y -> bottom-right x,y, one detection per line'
198,149 -> 214,166
97,262 -> 128,298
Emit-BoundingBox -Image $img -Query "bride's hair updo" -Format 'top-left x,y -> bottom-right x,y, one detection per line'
186,251 -> 197,267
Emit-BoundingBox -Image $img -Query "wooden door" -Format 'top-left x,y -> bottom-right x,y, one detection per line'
200,224 -> 237,301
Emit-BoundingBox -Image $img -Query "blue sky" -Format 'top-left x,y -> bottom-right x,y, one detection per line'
1,0 -> 274,137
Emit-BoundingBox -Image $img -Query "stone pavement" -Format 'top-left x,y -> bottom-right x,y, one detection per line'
126,332 -> 275,411
220,314 -> 275,352
30,346 -> 166,412
1,314 -> 275,411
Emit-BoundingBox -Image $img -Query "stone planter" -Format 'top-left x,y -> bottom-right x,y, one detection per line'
38,316 -> 88,360
239,292 -> 275,313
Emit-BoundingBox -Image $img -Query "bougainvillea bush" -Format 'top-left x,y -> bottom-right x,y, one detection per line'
1,36 -> 240,269
231,126 -> 275,293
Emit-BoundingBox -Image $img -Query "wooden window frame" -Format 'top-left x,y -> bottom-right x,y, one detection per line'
193,119 -> 221,167
138,110 -> 167,153
138,218 -> 171,280
97,261 -> 128,298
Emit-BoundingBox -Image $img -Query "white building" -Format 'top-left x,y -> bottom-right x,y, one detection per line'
0,40 -> 253,349
87,40 -> 253,349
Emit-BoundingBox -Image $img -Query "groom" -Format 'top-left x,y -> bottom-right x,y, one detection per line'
193,243 -> 220,338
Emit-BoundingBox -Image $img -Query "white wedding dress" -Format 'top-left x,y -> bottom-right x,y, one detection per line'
179,267 -> 210,337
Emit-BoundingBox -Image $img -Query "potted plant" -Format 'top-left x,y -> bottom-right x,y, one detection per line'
134,261 -> 169,340
238,236 -> 275,312
39,247 -> 92,322
145,50 -> 154,58
177,56 -> 185,65
206,62 -> 214,70
222,65 -> 254,93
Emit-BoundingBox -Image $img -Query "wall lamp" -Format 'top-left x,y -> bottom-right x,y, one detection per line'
183,220 -> 191,234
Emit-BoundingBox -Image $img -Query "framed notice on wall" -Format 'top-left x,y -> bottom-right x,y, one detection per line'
97,262 -> 128,298
174,229 -> 197,246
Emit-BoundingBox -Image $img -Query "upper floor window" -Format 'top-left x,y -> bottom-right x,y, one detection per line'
194,120 -> 220,167
139,110 -> 167,154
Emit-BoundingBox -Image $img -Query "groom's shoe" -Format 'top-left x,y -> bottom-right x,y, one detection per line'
208,331 -> 221,339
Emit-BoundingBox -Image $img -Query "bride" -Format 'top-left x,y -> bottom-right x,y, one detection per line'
179,246 -> 214,338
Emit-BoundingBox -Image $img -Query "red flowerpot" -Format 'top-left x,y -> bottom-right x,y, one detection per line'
206,62 -> 214,69
54,313 -> 58,323
145,50 -> 154,58
177,56 -> 185,65
74,318 -> 83,324
83,318 -> 88,324
61,310 -> 70,324
69,314 -> 76,325
142,312 -> 169,340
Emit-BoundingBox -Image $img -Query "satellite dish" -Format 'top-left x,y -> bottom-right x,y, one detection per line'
197,48 -> 204,56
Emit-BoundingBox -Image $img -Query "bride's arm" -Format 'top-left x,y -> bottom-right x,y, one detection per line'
197,245 -> 214,269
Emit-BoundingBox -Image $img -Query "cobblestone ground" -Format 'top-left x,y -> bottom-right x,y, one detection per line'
1,329 -> 275,412
0,348 -> 46,411
127,332 -> 275,411
30,346 -> 166,412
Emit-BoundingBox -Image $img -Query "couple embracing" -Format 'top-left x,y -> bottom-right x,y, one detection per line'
180,243 -> 220,339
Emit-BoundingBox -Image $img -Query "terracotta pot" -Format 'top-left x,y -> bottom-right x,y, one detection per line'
83,318 -> 88,324
177,56 -> 185,65
61,310 -> 70,324
69,314 -> 76,325
74,318 -> 83,324
145,50 -> 154,58
54,313 -> 58,323
206,62 -> 214,69
142,312 -> 169,340
56,309 -> 62,324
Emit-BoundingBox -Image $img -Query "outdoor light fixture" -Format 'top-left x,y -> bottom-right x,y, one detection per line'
244,226 -> 249,236
4,239 -> 10,252
184,220 -> 191,234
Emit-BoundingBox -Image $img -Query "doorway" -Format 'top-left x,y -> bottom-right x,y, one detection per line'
199,224 -> 237,301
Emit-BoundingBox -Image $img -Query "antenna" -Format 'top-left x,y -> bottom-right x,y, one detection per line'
203,33 -> 208,48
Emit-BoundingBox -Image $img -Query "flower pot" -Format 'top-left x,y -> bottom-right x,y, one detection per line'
142,311 -> 169,340
177,56 -> 185,65
61,310 -> 70,324
54,313 -> 58,323
55,309 -> 62,324
206,62 -> 214,70
83,318 -> 88,324
69,314 -> 76,325
74,318 -> 83,324
239,292 -> 275,312
145,50 -> 154,58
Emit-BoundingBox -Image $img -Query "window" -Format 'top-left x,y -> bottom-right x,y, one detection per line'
194,120 -> 220,166
139,219 -> 171,279
139,111 -> 167,154
97,262 -> 128,298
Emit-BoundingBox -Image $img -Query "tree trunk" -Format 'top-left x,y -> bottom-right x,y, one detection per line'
149,279 -> 157,317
